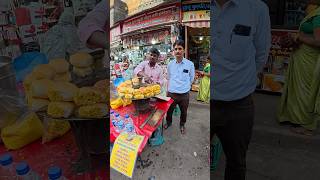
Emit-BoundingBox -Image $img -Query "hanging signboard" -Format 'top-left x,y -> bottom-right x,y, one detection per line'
182,2 -> 210,22
124,0 -> 167,16
122,4 -> 180,34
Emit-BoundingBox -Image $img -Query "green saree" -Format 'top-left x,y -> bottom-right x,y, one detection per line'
277,8 -> 320,130
197,63 -> 210,103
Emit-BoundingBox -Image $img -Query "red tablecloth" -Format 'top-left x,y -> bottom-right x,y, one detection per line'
0,132 -> 109,180
110,99 -> 173,153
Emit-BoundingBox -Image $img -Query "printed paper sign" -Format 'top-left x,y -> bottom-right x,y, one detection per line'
110,133 -> 144,178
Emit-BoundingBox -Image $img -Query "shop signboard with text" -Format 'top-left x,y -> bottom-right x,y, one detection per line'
122,4 -> 180,34
182,2 -> 210,22
124,0 -> 167,16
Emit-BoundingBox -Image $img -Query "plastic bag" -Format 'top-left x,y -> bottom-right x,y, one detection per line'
173,105 -> 180,116
210,136 -> 223,171
42,118 -> 70,144
0,89 -> 29,143
0,89 -> 28,122
13,52 -> 48,82
40,11 -> 83,60
1,112 -> 44,150
148,124 -> 164,147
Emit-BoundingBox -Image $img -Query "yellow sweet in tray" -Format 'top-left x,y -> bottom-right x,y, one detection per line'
122,98 -> 132,106
110,98 -> 123,109
154,89 -> 161,95
124,80 -> 132,86
134,94 -> 144,99
118,92 -> 125,98
69,52 -> 94,68
32,64 -> 55,80
152,84 -> 161,91
49,58 -> 69,74
127,87 -> 134,94
125,94 -> 133,99
31,79 -> 54,99
118,87 -> 127,93
48,82 -> 79,102
53,72 -> 72,82
77,103 -> 108,118
133,89 -> 142,96
74,87 -> 106,106
47,102 -> 75,118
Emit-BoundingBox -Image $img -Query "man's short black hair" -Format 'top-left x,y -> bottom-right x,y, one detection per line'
173,40 -> 185,48
149,47 -> 160,56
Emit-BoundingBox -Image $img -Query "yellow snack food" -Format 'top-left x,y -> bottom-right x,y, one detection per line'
74,87 -> 107,106
1,112 -> 44,150
122,98 -> 132,106
42,119 -> 70,144
124,80 -> 132,86
110,98 -> 123,109
53,72 -> 72,82
69,52 -> 94,68
49,58 -> 69,73
118,87 -> 127,93
125,94 -> 133,99
134,94 -> 144,99
28,98 -> 49,112
77,103 -> 108,118
133,89 -> 142,95
152,84 -> 161,91
47,102 -> 75,118
31,79 -> 54,98
48,82 -> 79,102
32,64 -> 55,79
154,89 -> 161,95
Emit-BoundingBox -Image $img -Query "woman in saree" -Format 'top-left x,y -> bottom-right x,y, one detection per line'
197,56 -> 211,103
278,0 -> 320,136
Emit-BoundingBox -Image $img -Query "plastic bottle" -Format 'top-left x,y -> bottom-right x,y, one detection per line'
110,111 -> 115,124
0,154 -> 16,179
15,162 -> 41,180
124,114 -> 135,133
48,166 -> 68,180
115,114 -> 124,133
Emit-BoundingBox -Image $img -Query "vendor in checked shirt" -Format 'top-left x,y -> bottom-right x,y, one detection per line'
134,47 -> 164,85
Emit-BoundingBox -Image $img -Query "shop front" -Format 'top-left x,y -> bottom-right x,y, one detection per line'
256,0 -> 303,93
182,1 -> 210,71
120,2 -> 181,67
110,23 -> 123,62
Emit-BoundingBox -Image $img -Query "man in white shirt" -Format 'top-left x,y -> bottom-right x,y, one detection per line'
211,0 -> 271,179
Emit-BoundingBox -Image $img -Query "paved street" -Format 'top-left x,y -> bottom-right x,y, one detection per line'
111,92 -> 210,180
111,92 -> 320,180
212,93 -> 320,180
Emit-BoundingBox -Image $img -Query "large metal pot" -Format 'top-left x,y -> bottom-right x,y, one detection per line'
0,56 -> 17,91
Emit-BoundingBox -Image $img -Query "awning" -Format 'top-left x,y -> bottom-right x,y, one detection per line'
183,21 -> 210,28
